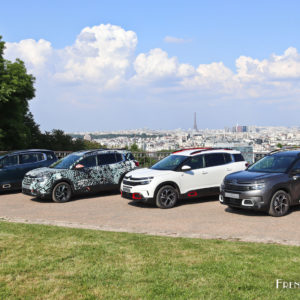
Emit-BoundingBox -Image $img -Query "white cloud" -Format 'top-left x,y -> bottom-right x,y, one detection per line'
5,39 -> 53,74
164,36 -> 191,44
4,24 -> 300,109
54,24 -> 137,85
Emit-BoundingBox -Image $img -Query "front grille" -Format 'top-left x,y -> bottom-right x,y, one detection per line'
123,180 -> 143,186
224,197 -> 242,206
224,183 -> 250,191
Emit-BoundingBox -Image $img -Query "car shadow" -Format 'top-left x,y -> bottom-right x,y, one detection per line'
224,205 -> 299,217
128,195 -> 218,209
30,190 -> 121,203
0,190 -> 22,196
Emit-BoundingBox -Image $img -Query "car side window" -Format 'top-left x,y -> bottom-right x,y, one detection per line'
224,153 -> 232,164
46,152 -> 55,160
98,153 -> 117,165
125,153 -> 135,161
79,155 -> 97,168
20,154 -> 38,164
184,155 -> 204,170
233,153 -> 245,162
291,159 -> 300,171
115,153 -> 123,162
204,153 -> 226,167
37,153 -> 45,161
2,155 -> 18,167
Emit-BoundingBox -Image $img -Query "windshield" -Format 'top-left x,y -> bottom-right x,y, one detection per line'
151,155 -> 187,171
50,153 -> 82,169
248,155 -> 295,173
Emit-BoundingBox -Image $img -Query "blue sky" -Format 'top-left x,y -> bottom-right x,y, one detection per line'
2,0 -> 300,131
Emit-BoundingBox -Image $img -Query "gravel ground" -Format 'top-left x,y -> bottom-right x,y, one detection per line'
0,191 -> 299,245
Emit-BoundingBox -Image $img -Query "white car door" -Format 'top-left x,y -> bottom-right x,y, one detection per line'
203,153 -> 231,187
179,155 -> 212,193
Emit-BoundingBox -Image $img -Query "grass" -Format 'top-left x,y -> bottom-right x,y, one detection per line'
0,221 -> 299,299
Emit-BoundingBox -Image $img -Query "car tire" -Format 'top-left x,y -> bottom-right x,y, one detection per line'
268,190 -> 290,217
52,182 -> 72,203
156,185 -> 178,209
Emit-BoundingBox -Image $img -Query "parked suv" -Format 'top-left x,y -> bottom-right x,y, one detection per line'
22,149 -> 138,202
121,148 -> 247,208
220,149 -> 300,216
0,149 -> 57,191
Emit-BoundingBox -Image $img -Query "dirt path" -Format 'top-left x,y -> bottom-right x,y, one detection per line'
0,191 -> 299,245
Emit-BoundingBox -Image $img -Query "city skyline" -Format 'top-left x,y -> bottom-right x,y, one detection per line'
2,1 -> 300,132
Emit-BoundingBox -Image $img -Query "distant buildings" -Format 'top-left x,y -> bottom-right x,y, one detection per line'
68,125 -> 300,164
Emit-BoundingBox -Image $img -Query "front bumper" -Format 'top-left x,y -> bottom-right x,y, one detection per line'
219,188 -> 269,211
120,182 -> 154,203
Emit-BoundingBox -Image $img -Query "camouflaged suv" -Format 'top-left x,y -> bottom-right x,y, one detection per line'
22,149 -> 138,202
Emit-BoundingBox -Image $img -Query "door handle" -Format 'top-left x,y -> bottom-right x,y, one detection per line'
226,168 -> 232,171
202,171 -> 208,174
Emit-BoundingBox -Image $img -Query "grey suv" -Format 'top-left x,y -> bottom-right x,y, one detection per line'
219,150 -> 300,217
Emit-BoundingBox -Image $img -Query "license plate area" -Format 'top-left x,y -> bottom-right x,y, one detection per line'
225,192 -> 240,199
123,186 -> 131,193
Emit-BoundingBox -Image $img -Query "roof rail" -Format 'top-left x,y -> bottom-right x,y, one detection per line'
172,147 -> 233,155
172,147 -> 212,154
190,147 -> 233,155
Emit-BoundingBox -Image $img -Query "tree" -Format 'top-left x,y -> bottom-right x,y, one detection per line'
0,36 -> 35,150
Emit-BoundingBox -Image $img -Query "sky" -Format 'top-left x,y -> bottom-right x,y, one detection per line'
1,0 -> 300,132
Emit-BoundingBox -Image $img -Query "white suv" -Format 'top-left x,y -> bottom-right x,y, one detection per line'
120,148 -> 248,208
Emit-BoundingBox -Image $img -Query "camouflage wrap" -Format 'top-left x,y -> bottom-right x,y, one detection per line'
22,150 -> 136,199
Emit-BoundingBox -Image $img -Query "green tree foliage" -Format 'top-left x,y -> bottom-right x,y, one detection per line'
277,143 -> 283,148
0,36 -> 104,152
0,36 -> 35,150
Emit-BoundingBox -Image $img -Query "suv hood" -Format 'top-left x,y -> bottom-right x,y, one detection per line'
25,167 -> 66,178
125,168 -> 173,178
225,170 -> 283,183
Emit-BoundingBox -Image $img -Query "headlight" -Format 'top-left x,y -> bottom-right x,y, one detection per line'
139,177 -> 153,185
36,176 -> 49,183
249,183 -> 265,190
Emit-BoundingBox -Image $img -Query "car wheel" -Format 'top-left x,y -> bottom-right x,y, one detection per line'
156,185 -> 178,209
268,190 -> 290,217
52,182 -> 72,203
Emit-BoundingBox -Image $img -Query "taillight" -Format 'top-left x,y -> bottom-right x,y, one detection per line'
135,161 -> 140,167
245,162 -> 249,167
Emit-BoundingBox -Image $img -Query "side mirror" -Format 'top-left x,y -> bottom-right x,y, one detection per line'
74,164 -> 85,170
181,165 -> 191,171
291,168 -> 300,175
